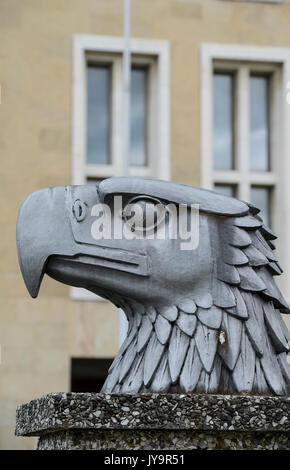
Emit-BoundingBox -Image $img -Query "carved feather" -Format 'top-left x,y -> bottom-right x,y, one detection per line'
222,245 -> 249,266
129,299 -> 145,314
237,265 -> 267,292
232,324 -> 256,392
213,280 -> 236,308
147,305 -> 157,323
179,338 -> 203,392
243,244 -> 268,267
101,359 -> 121,393
250,231 -> 277,262
196,370 -> 210,393
195,322 -> 218,373
168,325 -> 190,383
120,302 -> 134,324
258,266 -> 289,311
262,301 -> 289,353
260,224 -> 277,241
107,349 -> 123,376
155,314 -> 172,345
260,333 -> 286,396
227,287 -> 248,319
178,298 -> 197,314
250,292 -> 286,395
248,205 -> 261,217
117,314 -> 140,357
218,311 -> 242,370
267,240 -> 276,251
217,261 -> 240,285
253,358 -> 270,394
194,292 -> 213,309
234,215 -> 262,230
208,355 -> 222,392
143,332 -> 165,387
151,353 -> 171,392
119,336 -> 138,383
277,352 -> 290,383
277,312 -> 290,342
218,365 -> 232,393
241,292 -> 264,357
159,305 -> 178,322
176,311 -> 197,336
196,306 -> 222,329
120,351 -> 144,393
137,315 -> 153,353
268,261 -> 283,276
230,226 -> 252,248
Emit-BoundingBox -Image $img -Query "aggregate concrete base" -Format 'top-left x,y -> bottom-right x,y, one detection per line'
15,393 -> 290,450
35,429 -> 290,450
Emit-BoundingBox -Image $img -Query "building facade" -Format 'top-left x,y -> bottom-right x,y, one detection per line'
1,0 -> 290,449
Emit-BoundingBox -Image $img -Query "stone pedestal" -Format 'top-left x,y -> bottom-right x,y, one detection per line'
15,393 -> 290,450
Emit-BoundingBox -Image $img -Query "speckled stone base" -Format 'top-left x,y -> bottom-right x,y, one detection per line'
36,429 -> 290,450
16,393 -> 290,450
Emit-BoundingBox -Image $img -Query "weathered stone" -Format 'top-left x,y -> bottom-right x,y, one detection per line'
15,393 -> 290,450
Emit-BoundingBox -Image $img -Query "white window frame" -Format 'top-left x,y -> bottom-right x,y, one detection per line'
212,61 -> 280,215
71,35 -> 170,301
72,34 -> 170,185
201,43 -> 290,301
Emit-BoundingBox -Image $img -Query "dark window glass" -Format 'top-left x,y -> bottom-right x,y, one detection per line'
214,184 -> 236,197
213,73 -> 234,170
87,65 -> 111,164
250,186 -> 271,227
71,358 -> 113,392
250,76 -> 269,171
130,67 -> 147,166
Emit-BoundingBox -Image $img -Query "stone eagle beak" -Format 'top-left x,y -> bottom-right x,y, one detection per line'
16,186 -> 73,298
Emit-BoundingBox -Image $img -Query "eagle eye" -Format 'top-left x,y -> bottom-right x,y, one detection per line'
122,196 -> 166,233
73,199 -> 87,222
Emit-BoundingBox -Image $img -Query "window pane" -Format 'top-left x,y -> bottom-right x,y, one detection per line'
214,184 -> 235,198
87,65 -> 110,164
250,187 -> 270,227
213,73 -> 234,170
130,67 -> 147,166
250,76 -> 269,171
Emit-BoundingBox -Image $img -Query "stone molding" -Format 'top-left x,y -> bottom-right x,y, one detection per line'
16,392 -> 290,436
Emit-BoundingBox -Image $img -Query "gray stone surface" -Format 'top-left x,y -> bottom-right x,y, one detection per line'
16,178 -> 290,395
16,393 -> 290,450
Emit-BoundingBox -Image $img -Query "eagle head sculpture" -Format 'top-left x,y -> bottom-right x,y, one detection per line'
16,177 -> 290,395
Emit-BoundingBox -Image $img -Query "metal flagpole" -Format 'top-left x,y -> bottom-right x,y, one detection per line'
122,0 -> 131,177
119,0 -> 131,346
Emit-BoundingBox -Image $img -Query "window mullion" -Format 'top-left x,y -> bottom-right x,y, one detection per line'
213,170 -> 241,184
249,172 -> 277,186
73,49 -> 87,185
147,61 -> 157,176
236,65 -> 250,202
270,68 -> 281,235
201,55 -> 213,189
112,57 -> 123,176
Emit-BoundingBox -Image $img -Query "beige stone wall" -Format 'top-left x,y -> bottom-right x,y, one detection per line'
1,0 -> 290,449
